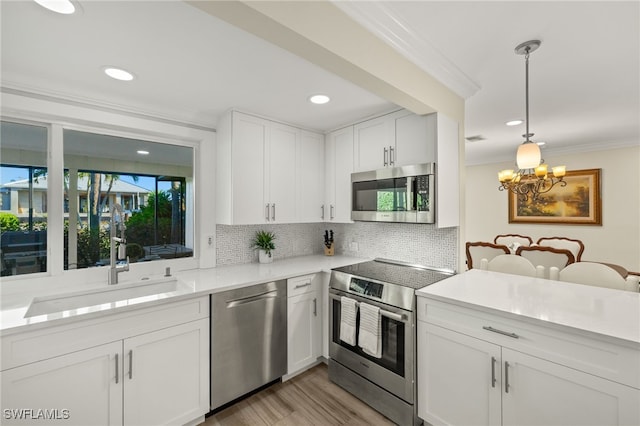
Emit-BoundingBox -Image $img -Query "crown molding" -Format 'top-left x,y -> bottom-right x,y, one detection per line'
0,82 -> 216,132
334,1 -> 480,100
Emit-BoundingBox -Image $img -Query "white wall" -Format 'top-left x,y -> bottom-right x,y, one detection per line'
466,146 -> 640,271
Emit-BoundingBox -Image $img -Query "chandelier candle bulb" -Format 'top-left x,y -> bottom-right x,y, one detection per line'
535,164 -> 548,178
552,166 -> 566,177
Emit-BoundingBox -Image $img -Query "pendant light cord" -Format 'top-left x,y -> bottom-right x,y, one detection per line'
525,47 -> 530,143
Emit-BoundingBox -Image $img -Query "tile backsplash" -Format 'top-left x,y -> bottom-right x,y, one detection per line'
216,222 -> 458,271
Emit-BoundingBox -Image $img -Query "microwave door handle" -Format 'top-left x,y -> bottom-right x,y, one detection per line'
408,177 -> 415,211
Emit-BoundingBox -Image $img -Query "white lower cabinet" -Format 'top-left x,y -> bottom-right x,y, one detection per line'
1,342 -> 123,426
286,275 -> 321,377
1,296 -> 210,426
417,298 -> 640,426
123,319 -> 209,426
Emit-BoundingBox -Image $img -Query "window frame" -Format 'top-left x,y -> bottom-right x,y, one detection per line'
0,95 -> 214,285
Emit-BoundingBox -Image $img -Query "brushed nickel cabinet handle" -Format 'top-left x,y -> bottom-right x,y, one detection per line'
313,298 -> 317,316
115,353 -> 119,384
383,147 -> 388,166
271,204 -> 276,221
491,356 -> 496,388
483,326 -> 519,339
330,205 -> 335,220
321,205 -> 325,220
265,204 -> 270,221
504,361 -> 510,393
295,281 -> 311,289
128,350 -> 133,380
389,146 -> 395,165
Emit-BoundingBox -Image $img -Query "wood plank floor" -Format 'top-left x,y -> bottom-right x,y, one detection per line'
204,364 -> 395,426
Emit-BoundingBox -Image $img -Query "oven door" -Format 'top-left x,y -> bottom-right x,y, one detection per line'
329,289 -> 414,403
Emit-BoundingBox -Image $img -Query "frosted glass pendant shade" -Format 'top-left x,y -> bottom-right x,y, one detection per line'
516,142 -> 541,169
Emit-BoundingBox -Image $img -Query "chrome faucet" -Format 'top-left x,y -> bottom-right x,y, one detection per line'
108,203 -> 129,284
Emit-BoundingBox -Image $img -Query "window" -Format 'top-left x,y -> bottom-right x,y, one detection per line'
63,130 -> 193,270
0,121 -> 48,276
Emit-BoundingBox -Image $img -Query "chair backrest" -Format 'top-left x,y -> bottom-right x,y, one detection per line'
465,241 -> 510,270
536,236 -> 585,262
494,234 -> 533,249
558,262 -> 638,292
486,254 -> 538,277
516,245 -> 575,278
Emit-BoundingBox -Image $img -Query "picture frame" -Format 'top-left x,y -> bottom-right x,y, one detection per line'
508,168 -> 602,225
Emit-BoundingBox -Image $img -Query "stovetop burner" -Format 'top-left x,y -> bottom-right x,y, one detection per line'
333,258 -> 454,290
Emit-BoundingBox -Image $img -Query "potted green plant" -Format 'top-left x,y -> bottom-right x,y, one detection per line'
253,230 -> 275,264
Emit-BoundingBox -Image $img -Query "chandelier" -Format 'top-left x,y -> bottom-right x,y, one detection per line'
498,40 -> 566,202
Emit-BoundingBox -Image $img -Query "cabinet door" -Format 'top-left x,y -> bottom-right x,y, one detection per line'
297,130 -> 325,222
331,127 -> 354,222
123,319 -> 209,426
417,322 -> 502,426
394,112 -> 436,167
287,290 -> 321,375
502,348 -> 640,426
0,341 -> 123,426
232,112 -> 268,224
353,114 -> 395,172
267,123 -> 298,223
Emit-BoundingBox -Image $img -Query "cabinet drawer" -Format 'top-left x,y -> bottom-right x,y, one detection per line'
1,296 -> 209,371
287,274 -> 317,297
417,297 -> 640,389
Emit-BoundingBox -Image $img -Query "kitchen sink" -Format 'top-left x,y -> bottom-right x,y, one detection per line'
24,277 -> 191,318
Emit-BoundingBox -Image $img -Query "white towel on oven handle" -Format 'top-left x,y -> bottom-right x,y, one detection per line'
358,302 -> 382,358
339,296 -> 357,346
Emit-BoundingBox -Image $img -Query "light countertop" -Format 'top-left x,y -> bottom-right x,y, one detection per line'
0,255 -> 367,336
417,269 -> 640,346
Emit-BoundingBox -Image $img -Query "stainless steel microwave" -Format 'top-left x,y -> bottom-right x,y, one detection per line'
351,163 -> 435,223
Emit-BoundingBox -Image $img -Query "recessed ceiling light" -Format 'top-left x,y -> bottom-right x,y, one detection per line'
104,67 -> 135,81
536,141 -> 546,147
34,0 -> 76,14
137,150 -> 150,155
309,94 -> 330,105
506,119 -> 523,126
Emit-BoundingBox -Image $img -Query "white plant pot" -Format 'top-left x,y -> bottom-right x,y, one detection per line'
258,249 -> 273,264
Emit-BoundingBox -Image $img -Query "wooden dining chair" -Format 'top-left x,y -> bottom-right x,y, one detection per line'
485,254 -> 540,278
558,262 -> 639,292
465,241 -> 510,270
494,234 -> 533,249
536,237 -> 585,262
516,246 -> 575,279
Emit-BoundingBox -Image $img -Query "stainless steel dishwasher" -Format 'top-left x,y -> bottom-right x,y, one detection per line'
210,280 -> 287,410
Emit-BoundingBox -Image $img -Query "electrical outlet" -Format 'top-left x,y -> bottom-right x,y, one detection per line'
207,236 -> 213,246
350,241 -> 358,251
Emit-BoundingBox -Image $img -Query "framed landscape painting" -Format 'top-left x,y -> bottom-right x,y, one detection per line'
508,168 -> 602,225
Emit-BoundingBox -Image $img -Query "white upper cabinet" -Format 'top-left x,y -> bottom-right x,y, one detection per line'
218,110 -> 325,225
353,112 -> 397,171
354,110 -> 438,172
395,112 -> 437,166
297,130 -> 325,223
325,126 -> 354,223
267,122 -> 298,224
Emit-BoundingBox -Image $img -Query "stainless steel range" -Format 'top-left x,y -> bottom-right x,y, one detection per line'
328,258 -> 454,426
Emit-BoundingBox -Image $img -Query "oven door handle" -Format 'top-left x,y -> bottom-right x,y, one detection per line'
329,293 -> 408,322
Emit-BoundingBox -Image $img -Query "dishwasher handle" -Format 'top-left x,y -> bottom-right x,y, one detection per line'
226,289 -> 279,308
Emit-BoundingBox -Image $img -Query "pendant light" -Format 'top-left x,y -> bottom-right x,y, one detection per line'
498,40 -> 566,201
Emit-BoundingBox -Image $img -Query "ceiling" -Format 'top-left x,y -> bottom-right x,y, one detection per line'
1,1 -> 638,166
